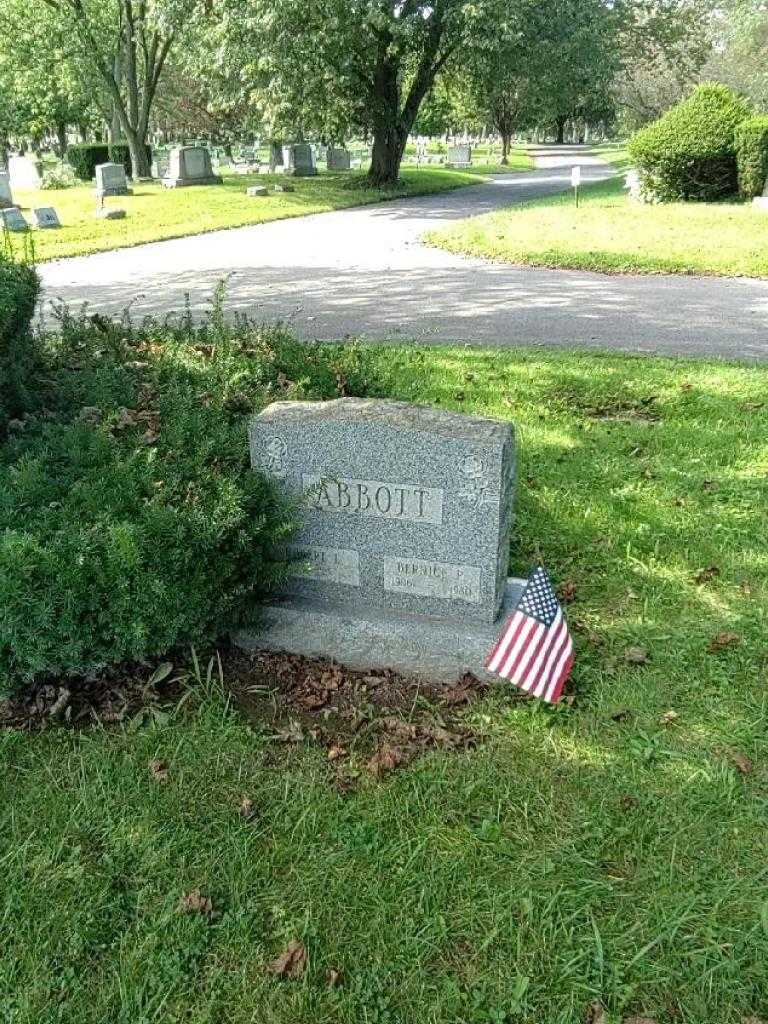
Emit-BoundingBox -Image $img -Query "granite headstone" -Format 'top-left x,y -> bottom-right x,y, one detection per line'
8,155 -> 42,189
0,207 -> 29,231
162,146 -> 222,188
447,144 -> 472,167
0,172 -> 13,208
95,162 -> 130,197
32,206 -> 61,228
326,147 -> 351,171
282,143 -> 317,176
235,399 -> 522,682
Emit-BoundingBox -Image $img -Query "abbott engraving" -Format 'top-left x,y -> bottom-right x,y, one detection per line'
383,557 -> 482,603
286,544 -> 360,586
302,475 -> 443,525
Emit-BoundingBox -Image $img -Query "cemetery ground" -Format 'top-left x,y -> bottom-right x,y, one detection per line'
2,311 -> 767,1024
427,168 -> 768,279
8,161 -> 519,263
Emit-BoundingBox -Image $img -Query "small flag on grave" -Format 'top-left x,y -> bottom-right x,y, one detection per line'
485,566 -> 574,703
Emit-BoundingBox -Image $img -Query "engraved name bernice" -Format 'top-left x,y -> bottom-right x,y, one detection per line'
302,474 -> 444,524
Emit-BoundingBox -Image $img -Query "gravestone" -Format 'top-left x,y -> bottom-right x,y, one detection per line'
0,207 -> 29,232
447,144 -> 472,167
326,147 -> 351,171
8,155 -> 42,189
235,398 -> 523,682
151,152 -> 170,179
753,177 -> 768,211
32,207 -> 61,229
273,183 -> 295,193
95,162 -> 130,197
0,172 -> 13,209
282,143 -> 317,176
247,185 -> 268,197
162,146 -> 222,188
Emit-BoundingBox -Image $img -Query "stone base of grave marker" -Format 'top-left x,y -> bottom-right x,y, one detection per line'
753,178 -> 768,210
247,185 -> 268,196
233,578 -> 526,683
237,398 -> 518,683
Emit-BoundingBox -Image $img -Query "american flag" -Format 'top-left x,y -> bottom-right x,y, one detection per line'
485,567 -> 574,703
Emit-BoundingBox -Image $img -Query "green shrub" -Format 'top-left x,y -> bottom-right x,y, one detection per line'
735,115 -> 768,199
0,249 -> 40,429
628,84 -> 753,202
66,143 -> 110,181
40,163 -> 78,190
108,142 -> 152,176
0,307 -> 369,690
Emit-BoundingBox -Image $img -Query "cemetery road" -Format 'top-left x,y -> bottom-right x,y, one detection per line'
39,146 -> 768,360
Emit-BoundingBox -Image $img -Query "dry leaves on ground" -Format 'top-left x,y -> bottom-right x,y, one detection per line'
239,796 -> 257,820
694,566 -> 720,584
326,967 -> 343,987
149,758 -> 169,783
177,889 -> 217,918
729,751 -> 754,775
585,1002 -> 606,1024
708,632 -> 740,653
660,709 -> 679,725
267,940 -> 307,979
624,646 -> 650,665
557,579 -> 578,603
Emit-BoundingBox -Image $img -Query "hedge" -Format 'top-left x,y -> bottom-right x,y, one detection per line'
628,84 -> 753,202
0,251 -> 40,429
65,143 -> 110,181
735,116 -> 768,199
0,310 -> 369,690
108,142 -> 152,176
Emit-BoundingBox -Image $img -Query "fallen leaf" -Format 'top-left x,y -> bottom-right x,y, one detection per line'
272,720 -> 305,743
708,632 -> 740,653
742,402 -> 765,412
148,661 -> 174,686
558,579 -> 578,603
620,794 -> 638,811
177,889 -> 216,917
694,566 -> 720,584
660,710 -> 679,725
326,967 -> 343,987
267,939 -> 307,978
742,1016 -> 767,1024
680,381 -> 693,391
729,751 -> 753,775
610,708 -> 632,722
624,646 -> 650,665
327,745 -> 345,762
740,581 -> 753,596
702,479 -> 717,493
239,796 -> 257,820
149,758 -> 169,783
367,744 -> 408,777
586,1002 -> 607,1024
78,406 -> 102,424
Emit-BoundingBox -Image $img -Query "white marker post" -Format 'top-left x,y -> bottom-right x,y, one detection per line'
571,165 -> 581,208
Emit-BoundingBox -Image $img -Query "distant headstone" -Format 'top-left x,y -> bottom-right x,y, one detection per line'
162,146 -> 223,188
447,144 -> 472,167
282,143 -> 317,177
273,183 -> 295,193
753,177 -> 768,211
0,172 -> 13,209
235,398 -> 522,682
8,155 -> 42,190
32,207 -> 61,229
95,162 -> 130,197
0,206 -> 29,232
151,153 -> 170,179
247,185 -> 268,196
326,147 -> 351,171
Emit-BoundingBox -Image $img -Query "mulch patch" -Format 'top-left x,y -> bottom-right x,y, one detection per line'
1,646 -> 516,784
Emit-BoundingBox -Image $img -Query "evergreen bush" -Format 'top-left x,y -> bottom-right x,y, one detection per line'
0,249 -> 40,429
108,142 -> 152,176
65,143 -> 111,181
734,115 -> 768,199
628,84 -> 752,202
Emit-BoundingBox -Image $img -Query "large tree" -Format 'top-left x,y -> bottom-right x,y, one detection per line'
29,0 -> 198,176
216,0 -> 495,186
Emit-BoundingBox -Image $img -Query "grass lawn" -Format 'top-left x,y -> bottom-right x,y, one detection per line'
426,173 -> 768,278
3,340 -> 768,1024
8,165 -> 487,263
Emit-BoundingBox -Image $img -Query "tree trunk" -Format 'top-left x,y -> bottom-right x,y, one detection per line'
269,140 -> 283,171
555,116 -> 566,144
126,128 -> 151,178
500,132 -> 511,165
55,122 -> 68,158
369,123 -> 406,187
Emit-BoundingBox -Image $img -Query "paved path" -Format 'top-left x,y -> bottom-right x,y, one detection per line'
39,146 -> 768,360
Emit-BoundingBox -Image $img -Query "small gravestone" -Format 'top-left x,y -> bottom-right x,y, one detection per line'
273,183 -> 295,193
247,185 -> 268,197
282,143 -> 317,177
235,399 -> 522,682
95,162 -> 130,197
95,207 -> 126,220
162,146 -> 222,188
447,144 -> 472,167
32,207 -> 61,229
8,155 -> 42,190
0,172 -> 13,209
151,153 -> 170,179
326,147 -> 351,171
0,207 -> 29,232
753,177 -> 768,211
